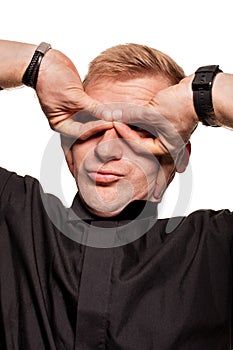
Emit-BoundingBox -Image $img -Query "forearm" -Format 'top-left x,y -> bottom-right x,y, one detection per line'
0,40 -> 36,88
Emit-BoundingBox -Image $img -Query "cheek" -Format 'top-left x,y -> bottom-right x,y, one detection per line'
132,154 -> 159,177
130,157 -> 159,195
72,143 -> 95,173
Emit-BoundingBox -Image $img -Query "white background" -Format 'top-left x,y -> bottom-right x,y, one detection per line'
0,0 -> 233,218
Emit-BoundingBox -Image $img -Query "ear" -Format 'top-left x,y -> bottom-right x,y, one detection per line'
176,142 -> 191,173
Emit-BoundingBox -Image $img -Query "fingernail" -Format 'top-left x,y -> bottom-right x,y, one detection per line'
112,109 -> 122,121
102,110 -> 112,121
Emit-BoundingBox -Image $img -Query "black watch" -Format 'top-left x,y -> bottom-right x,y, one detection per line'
192,65 -> 222,126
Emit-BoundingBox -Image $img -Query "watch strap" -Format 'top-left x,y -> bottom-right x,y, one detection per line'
192,65 -> 222,126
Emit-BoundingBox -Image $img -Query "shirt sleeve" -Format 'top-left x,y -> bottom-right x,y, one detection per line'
0,167 -> 15,197
0,167 -> 41,214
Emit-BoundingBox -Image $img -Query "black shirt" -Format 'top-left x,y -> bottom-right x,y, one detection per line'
0,167 -> 233,349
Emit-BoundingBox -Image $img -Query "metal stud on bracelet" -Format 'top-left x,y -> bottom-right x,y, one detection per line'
22,42 -> 51,89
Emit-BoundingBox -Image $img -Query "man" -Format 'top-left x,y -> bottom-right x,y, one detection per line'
0,39 -> 233,349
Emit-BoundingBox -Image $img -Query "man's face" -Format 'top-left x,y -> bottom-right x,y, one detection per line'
66,75 -> 172,217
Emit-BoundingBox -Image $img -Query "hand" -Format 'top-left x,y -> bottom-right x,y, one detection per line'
113,121 -> 190,201
146,76 -> 196,199
102,76 -> 198,163
35,49 -> 102,136
61,118 -> 114,154
100,77 -> 198,200
147,75 -> 198,149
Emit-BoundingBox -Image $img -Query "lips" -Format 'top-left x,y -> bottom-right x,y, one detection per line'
87,169 -> 124,184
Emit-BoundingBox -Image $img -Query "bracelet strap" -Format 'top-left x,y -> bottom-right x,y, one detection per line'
22,42 -> 51,89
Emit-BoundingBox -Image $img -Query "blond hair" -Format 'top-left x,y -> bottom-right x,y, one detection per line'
83,43 -> 185,87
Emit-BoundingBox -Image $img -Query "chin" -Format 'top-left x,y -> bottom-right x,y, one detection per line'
82,194 -> 131,218
87,205 -> 125,218
77,176 -> 153,217
79,186 -> 134,218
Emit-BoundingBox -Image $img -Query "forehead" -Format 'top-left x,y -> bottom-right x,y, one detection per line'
85,75 -> 172,105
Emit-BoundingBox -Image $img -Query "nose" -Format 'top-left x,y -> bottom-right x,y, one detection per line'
94,128 -> 123,162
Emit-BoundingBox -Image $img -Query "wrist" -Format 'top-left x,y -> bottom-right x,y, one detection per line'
179,74 -> 199,125
211,72 -> 225,122
36,49 -> 78,94
35,49 -> 65,100
36,48 -> 57,88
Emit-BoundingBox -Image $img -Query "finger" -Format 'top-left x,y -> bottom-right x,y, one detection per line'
78,120 -> 114,140
53,118 -> 113,139
113,122 -> 169,156
67,102 -> 117,127
101,103 -> 186,159
46,96 -> 111,133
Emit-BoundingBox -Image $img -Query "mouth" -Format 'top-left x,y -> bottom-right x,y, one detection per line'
87,170 -> 124,184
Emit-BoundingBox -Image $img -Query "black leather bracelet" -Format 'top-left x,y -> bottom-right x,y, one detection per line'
22,42 -> 51,89
192,65 -> 222,127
